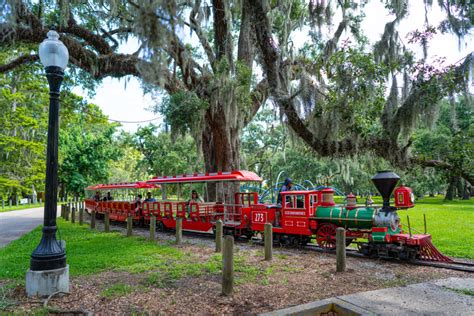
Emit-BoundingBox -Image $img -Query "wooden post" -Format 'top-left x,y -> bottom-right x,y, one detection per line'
91,210 -> 96,229
127,214 -> 133,237
1,200 -> 4,209
264,223 -> 273,261
60,204 -> 65,219
336,227 -> 346,272
79,205 -> 84,225
176,217 -> 182,245
150,215 -> 156,240
104,212 -> 110,232
71,205 -> 76,224
215,219 -> 223,253
65,204 -> 70,221
222,235 -> 234,296
9,200 -> 12,208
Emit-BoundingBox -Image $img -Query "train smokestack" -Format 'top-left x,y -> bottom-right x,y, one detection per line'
371,171 -> 400,208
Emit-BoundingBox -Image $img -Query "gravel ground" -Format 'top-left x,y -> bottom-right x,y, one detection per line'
4,219 -> 472,315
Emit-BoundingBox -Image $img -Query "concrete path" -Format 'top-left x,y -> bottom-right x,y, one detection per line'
263,277 -> 474,315
0,206 -> 60,248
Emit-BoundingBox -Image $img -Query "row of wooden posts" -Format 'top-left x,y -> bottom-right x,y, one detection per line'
61,202 -> 347,296
1,198 -> 43,208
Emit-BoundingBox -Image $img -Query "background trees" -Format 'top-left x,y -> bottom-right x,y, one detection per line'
0,1 -> 472,200
0,52 -> 121,200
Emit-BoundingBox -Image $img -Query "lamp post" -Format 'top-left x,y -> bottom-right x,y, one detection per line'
26,30 -> 69,297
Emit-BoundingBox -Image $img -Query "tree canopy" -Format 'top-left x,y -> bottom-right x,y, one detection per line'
0,0 -> 472,187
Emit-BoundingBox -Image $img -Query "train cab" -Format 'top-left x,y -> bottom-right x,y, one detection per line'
250,190 -> 322,238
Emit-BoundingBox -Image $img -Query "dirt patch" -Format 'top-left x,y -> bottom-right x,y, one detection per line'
4,232 -> 471,315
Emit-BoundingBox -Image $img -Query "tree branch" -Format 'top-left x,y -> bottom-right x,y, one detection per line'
189,0 -> 216,69
388,53 -> 473,141
0,54 -> 38,73
212,0 -> 233,70
243,79 -> 269,127
237,0 -> 256,69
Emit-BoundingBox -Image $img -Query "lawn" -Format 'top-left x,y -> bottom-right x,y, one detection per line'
399,196 -> 474,259
0,203 -> 44,213
0,201 -> 68,213
0,219 -> 223,282
0,196 -> 472,284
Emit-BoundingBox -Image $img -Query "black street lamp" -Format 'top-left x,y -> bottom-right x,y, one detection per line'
30,30 -> 69,272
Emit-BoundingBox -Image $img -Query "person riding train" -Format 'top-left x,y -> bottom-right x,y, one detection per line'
277,178 -> 293,205
144,192 -> 156,202
186,190 -> 203,217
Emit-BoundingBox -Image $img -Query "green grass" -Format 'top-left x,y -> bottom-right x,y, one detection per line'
0,283 -> 16,310
0,220 -> 225,287
443,287 -> 474,297
100,283 -> 134,298
0,203 -> 44,213
0,201 -> 69,213
399,196 -> 474,259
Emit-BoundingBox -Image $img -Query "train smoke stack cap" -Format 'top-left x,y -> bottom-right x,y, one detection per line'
371,171 -> 400,207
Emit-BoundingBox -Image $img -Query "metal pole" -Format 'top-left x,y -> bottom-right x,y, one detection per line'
423,213 -> 427,234
30,66 -> 66,271
407,215 -> 412,237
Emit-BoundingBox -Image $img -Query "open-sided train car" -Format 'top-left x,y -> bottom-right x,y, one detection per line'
84,181 -> 161,222
145,170 -> 263,236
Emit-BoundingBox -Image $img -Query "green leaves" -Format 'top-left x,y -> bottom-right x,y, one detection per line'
159,91 -> 208,136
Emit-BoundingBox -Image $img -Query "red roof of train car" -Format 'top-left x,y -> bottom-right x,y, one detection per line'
147,170 -> 262,184
85,181 -> 160,191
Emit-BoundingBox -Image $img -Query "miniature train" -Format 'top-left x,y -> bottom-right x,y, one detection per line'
84,170 -> 452,262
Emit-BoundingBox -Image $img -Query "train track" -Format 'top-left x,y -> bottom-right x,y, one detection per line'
94,219 -> 474,273
304,244 -> 474,273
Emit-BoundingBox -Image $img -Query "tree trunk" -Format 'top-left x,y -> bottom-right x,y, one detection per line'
445,176 -> 456,200
462,182 -> 471,200
201,102 -> 241,202
456,177 -> 464,198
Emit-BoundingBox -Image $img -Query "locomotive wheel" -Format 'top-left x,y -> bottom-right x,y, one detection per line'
316,224 -> 337,249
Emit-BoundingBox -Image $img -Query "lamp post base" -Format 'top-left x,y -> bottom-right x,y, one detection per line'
26,265 -> 69,297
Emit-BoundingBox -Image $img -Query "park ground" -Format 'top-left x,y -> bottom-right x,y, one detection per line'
0,196 -> 472,314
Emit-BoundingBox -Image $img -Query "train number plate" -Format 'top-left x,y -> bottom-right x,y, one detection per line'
252,212 -> 267,223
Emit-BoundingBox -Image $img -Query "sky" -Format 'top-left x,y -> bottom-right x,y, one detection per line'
72,1 -> 473,133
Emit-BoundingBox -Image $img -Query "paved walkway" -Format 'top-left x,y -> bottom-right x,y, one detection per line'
0,206 -> 60,248
263,277 -> 474,315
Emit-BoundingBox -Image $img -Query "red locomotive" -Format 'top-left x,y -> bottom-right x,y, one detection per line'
84,170 -> 451,262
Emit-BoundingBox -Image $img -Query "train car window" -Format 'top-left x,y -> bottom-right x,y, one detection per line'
296,195 -> 305,209
285,195 -> 305,209
310,195 -> 318,206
